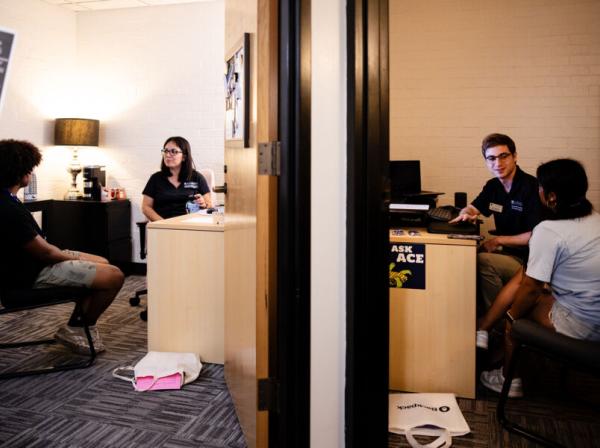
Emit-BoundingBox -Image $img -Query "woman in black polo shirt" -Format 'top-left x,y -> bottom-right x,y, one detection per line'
142,136 -> 211,221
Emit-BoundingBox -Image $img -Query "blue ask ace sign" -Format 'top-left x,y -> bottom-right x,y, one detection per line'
389,243 -> 426,289
0,27 -> 16,114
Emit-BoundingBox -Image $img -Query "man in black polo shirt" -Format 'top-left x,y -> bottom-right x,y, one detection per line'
0,139 -> 124,355
451,134 -> 543,340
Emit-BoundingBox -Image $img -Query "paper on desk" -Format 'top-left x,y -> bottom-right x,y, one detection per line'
181,215 -> 214,224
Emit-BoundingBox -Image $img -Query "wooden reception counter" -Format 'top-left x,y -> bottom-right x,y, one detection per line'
389,229 -> 477,398
147,213 -> 224,363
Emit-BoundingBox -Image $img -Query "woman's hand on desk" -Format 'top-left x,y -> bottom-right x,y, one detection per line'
193,193 -> 207,209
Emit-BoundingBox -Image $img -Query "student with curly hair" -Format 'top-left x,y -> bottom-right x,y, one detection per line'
0,139 -> 124,355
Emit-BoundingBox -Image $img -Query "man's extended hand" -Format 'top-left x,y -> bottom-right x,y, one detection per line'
480,237 -> 502,253
449,212 -> 479,224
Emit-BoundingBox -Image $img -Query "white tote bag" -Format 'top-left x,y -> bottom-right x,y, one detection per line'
389,393 -> 470,448
113,351 -> 202,392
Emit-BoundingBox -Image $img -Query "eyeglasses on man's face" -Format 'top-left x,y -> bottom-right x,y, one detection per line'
485,152 -> 512,163
161,148 -> 183,156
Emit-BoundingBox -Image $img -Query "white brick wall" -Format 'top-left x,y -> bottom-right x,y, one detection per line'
0,0 -> 77,198
390,0 -> 600,233
0,0 -> 224,262
77,1 -> 225,261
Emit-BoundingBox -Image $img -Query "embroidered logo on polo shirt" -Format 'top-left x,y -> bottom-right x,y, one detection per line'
511,200 -> 524,212
183,181 -> 199,189
489,202 -> 503,213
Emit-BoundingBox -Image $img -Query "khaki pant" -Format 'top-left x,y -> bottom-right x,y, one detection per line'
33,250 -> 96,289
477,251 -> 523,312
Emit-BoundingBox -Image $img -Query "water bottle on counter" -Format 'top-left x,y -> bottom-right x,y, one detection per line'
185,193 -> 201,214
24,172 -> 38,201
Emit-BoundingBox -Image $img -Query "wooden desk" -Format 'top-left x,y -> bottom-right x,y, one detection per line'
147,213 -> 224,363
389,229 -> 477,398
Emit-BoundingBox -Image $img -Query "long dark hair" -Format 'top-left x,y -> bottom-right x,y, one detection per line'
160,136 -> 196,182
537,158 -> 592,220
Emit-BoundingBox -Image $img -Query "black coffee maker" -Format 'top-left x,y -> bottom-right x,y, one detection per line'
83,165 -> 106,200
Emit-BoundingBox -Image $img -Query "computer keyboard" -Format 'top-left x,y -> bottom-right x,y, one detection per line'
427,206 -> 459,222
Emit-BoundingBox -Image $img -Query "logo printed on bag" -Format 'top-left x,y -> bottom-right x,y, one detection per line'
397,403 -> 451,413
389,393 -> 471,445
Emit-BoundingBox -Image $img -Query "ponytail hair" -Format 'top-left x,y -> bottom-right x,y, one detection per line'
537,158 -> 592,220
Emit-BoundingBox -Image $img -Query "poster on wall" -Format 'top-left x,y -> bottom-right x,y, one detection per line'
389,243 -> 426,289
224,33 -> 250,148
0,27 -> 16,114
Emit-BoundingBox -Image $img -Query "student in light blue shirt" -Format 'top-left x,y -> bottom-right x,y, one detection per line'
480,158 -> 600,398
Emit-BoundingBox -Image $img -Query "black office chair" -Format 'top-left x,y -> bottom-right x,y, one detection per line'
0,287 -> 96,380
497,319 -> 600,447
129,221 -> 148,321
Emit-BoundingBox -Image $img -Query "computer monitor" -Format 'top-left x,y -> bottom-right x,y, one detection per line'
390,160 -> 421,198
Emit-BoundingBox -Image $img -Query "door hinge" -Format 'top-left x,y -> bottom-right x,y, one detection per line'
258,141 -> 281,176
257,377 -> 279,412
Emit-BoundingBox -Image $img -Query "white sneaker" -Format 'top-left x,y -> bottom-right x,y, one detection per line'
476,330 -> 489,349
54,325 -> 105,355
480,368 -> 523,398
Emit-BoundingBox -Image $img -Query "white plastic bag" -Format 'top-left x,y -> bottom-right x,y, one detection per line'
389,393 -> 470,447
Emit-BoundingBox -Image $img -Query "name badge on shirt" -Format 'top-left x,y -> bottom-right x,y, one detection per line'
489,202 -> 503,213
183,181 -> 199,189
511,200 -> 524,212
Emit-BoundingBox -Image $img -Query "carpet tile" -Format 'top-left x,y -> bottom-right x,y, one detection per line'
0,276 -> 246,448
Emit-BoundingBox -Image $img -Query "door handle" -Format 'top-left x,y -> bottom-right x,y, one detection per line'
213,183 -> 228,195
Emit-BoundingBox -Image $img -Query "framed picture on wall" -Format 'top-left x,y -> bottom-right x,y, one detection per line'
0,27 -> 16,114
225,33 -> 250,148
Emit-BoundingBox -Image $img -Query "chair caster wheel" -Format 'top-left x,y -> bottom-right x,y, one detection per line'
140,310 -> 147,321
130,296 -> 140,306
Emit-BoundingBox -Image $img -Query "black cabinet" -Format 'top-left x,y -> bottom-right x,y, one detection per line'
24,199 -> 132,267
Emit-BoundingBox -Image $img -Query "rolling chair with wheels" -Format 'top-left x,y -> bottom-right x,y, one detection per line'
0,287 -> 96,380
130,221 -> 148,321
497,319 -> 600,447
130,168 -> 218,322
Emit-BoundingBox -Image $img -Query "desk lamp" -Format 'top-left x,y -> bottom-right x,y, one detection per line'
54,118 -> 99,200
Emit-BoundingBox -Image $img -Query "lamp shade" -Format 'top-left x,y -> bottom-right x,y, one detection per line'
54,118 -> 99,146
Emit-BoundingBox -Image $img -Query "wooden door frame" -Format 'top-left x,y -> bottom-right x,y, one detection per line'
273,0 -> 311,446
345,0 -> 390,446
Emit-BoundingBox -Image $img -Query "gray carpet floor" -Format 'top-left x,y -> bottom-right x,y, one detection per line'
3,277 -> 599,447
389,348 -> 600,447
0,276 -> 246,448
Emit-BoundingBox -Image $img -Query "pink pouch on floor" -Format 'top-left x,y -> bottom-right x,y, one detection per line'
136,373 -> 183,391
112,352 -> 202,392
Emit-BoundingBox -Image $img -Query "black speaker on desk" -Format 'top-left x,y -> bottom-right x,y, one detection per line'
455,192 -> 467,209
83,166 -> 105,200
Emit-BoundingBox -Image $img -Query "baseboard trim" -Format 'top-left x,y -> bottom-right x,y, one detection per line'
123,262 -> 147,276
